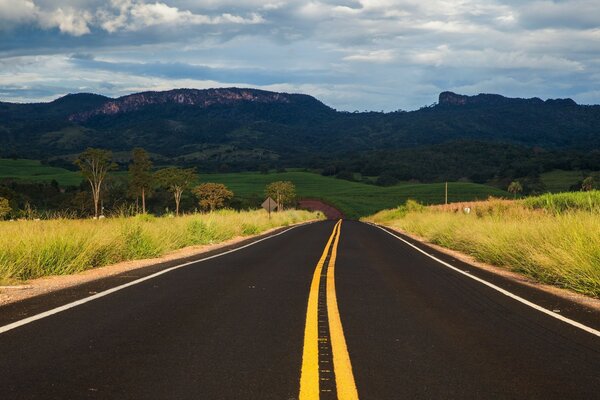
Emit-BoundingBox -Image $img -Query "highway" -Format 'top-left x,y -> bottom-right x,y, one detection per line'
0,220 -> 599,399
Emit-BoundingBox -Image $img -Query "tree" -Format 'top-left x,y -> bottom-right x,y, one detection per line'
155,167 -> 197,216
265,181 -> 296,211
74,148 -> 117,218
507,181 -> 523,199
129,148 -> 153,214
582,176 -> 595,191
0,197 -> 10,218
192,183 -> 234,212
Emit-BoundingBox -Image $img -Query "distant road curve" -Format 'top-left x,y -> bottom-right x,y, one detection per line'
298,199 -> 344,219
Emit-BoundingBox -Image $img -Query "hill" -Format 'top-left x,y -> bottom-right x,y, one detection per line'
1,88 -> 599,184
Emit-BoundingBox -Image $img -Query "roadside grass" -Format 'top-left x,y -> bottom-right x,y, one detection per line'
0,209 -> 320,284
364,192 -> 600,297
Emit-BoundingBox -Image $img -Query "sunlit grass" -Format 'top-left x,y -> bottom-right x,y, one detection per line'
0,209 -> 320,283
365,192 -> 600,297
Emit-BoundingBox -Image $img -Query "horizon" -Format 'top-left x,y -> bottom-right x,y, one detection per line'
0,87 -> 592,111
1,1 -> 599,111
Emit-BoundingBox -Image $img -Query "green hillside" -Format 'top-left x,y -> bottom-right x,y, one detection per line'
540,170 -> 588,192
0,159 -> 82,186
203,171 -> 508,218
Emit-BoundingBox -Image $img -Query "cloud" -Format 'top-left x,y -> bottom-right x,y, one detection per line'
0,0 -> 37,23
99,0 -> 264,32
343,49 -> 395,63
0,0 -> 265,36
0,0 -> 599,110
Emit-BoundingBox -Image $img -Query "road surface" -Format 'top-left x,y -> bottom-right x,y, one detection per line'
0,220 -> 599,399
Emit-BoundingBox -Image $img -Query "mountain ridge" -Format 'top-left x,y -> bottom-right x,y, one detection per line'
1,87 -> 598,185
67,88 -> 331,122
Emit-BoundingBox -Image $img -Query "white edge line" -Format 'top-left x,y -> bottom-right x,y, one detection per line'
0,223 -> 309,335
367,222 -> 600,338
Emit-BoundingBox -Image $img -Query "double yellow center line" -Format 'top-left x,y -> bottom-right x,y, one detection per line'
299,220 -> 359,400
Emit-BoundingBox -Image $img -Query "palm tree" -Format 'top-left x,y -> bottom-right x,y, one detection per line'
508,181 -> 523,199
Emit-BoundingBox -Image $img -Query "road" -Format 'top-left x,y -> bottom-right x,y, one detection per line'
0,220 -> 599,399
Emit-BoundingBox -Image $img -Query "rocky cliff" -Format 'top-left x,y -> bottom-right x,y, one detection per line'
69,88 -> 296,122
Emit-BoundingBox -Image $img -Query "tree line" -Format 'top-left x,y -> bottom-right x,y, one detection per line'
0,147 -> 297,219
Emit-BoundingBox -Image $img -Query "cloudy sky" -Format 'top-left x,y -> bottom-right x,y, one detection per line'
1,0 -> 599,110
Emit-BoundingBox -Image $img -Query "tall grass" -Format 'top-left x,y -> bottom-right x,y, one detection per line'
0,209 -> 320,283
523,190 -> 600,213
365,192 -> 600,297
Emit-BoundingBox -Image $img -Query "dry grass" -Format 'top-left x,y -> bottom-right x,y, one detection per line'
0,209 -> 321,283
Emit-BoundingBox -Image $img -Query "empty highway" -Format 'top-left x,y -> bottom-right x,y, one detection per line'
0,220 -> 599,399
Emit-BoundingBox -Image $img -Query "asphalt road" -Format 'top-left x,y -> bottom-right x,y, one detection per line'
0,220 -> 599,399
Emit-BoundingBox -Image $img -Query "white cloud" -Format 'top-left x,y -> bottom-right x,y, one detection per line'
39,7 -> 92,35
343,49 -> 395,63
0,0 -> 37,23
99,0 -> 264,32
1,0 -> 600,109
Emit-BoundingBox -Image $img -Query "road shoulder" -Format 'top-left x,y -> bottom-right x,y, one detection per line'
369,222 -> 600,330
0,220 -> 317,326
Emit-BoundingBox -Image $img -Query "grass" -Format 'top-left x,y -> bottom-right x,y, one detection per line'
0,159 -> 82,186
365,192 -> 600,297
523,190 -> 600,213
540,170 -> 587,192
204,172 -> 507,218
0,209 -> 320,284
0,158 -> 507,218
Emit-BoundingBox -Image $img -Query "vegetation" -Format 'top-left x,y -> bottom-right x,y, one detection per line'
582,176 -> 596,191
129,148 -> 154,214
1,89 -> 600,185
365,192 -> 600,297
539,170 -> 588,193
192,183 -> 233,212
265,181 -> 296,210
523,191 -> 600,214
74,148 -> 117,218
507,181 -> 523,199
0,209 -> 320,284
0,197 -> 10,218
205,171 -> 508,218
0,159 -> 81,186
155,167 -> 197,216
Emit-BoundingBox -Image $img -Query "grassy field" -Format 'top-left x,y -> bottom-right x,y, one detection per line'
0,209 -> 319,284
0,159 -> 507,218
204,172 -> 507,218
539,170 -> 587,192
0,159 -> 82,186
365,191 -> 600,297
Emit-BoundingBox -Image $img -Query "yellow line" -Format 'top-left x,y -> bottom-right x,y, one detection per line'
299,220 -> 341,400
327,220 -> 359,399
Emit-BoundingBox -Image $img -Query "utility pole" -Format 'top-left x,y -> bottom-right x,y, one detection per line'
445,182 -> 448,205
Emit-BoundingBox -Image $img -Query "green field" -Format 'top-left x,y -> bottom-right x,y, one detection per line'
203,171 -> 508,218
0,159 -> 508,218
539,170 -> 587,192
0,159 -> 82,186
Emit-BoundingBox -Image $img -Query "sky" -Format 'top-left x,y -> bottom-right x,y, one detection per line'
1,0 -> 599,111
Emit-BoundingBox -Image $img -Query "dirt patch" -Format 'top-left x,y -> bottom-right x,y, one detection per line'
298,199 -> 344,220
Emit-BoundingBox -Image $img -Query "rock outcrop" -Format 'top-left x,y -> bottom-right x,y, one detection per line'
69,88 -> 294,122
